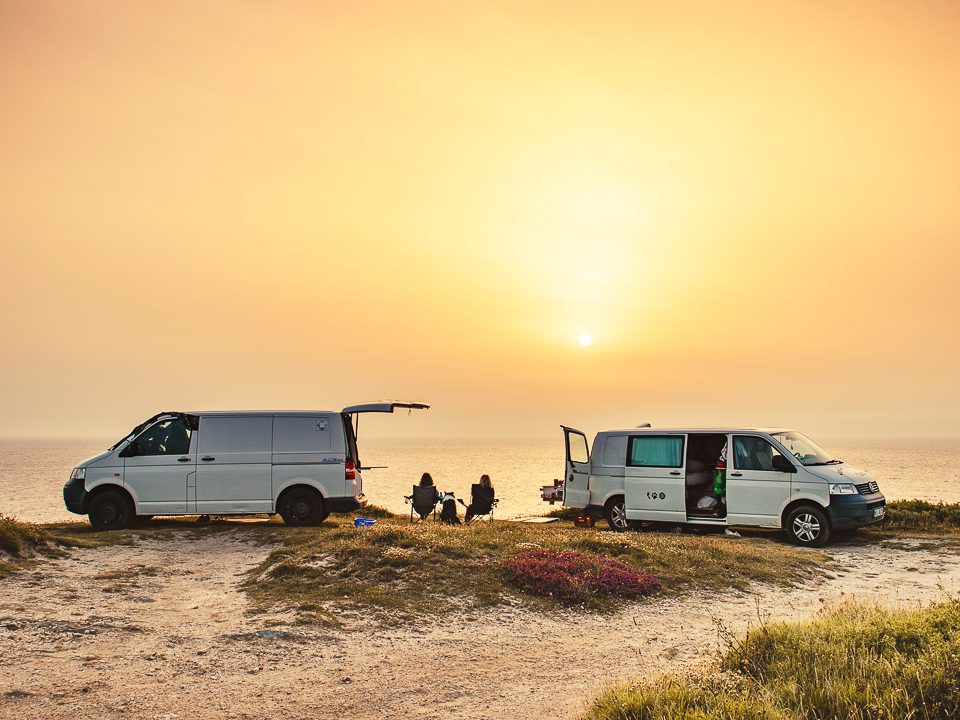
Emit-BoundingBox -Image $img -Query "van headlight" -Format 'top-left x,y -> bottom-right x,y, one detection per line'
70,467 -> 85,481
829,482 -> 857,495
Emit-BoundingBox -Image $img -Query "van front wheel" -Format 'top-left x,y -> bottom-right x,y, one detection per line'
278,488 -> 327,526
785,505 -> 831,547
88,491 -> 134,531
605,498 -> 634,532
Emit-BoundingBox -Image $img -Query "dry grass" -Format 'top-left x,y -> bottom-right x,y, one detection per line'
584,596 -> 960,720
240,512 -> 826,625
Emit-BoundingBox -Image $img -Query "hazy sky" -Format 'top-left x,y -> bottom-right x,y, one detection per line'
1,0 -> 958,440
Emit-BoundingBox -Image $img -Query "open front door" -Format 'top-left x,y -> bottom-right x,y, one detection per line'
562,426 -> 591,509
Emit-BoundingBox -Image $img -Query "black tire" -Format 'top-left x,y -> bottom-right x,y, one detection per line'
785,505 -> 831,547
88,490 -> 134,530
278,487 -> 327,526
604,497 -> 634,532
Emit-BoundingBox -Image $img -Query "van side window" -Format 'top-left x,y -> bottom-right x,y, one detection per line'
733,436 -> 787,471
601,435 -> 628,466
131,419 -> 192,456
627,436 -> 684,468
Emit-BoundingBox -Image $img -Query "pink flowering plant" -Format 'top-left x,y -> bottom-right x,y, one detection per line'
502,549 -> 660,605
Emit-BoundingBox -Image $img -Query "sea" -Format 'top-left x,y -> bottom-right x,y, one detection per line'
1,437 -> 958,523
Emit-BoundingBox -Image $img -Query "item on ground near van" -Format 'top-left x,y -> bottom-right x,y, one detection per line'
518,517 -> 560,523
354,517 -> 376,528
551,424 -> 886,548
63,402 -> 430,531
723,528 -> 741,537
574,514 -> 595,527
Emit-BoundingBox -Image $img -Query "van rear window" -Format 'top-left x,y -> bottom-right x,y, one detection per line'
628,436 -> 684,468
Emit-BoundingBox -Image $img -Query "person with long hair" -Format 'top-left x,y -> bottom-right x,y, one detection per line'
406,472 -> 440,521
464,473 -> 495,523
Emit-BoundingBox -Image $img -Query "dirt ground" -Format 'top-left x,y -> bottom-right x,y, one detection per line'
1,531 -> 958,720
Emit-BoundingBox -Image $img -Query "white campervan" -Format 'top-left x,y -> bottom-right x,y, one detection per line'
545,425 -> 886,547
63,402 -> 428,529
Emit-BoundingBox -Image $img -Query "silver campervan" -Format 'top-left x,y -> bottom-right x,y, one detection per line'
545,425 -> 885,547
64,402 -> 428,529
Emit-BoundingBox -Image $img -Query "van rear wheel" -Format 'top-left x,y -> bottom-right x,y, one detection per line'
278,488 -> 327,526
785,505 -> 831,547
88,490 -> 134,531
604,497 -> 635,532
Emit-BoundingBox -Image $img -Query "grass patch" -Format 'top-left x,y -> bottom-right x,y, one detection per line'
584,597 -> 960,720
0,515 -> 66,577
242,515 -> 824,624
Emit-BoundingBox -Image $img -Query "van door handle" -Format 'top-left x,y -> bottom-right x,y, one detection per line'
201,456 -> 216,462
730,472 -> 743,477
177,457 -> 191,462
670,470 -> 682,475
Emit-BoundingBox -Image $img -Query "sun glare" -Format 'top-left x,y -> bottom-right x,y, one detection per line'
579,333 -> 593,347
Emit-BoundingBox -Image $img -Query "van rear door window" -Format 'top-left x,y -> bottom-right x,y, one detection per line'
628,436 -> 684,468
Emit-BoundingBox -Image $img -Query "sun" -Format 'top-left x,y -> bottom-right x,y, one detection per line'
579,333 -> 593,347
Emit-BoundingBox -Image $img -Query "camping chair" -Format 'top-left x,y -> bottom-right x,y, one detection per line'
405,485 -> 439,524
458,484 -> 499,524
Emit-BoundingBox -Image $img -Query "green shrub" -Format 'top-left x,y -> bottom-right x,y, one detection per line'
882,500 -> 960,533
585,678 -> 787,720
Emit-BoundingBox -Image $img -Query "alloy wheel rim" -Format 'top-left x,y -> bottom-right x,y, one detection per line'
793,513 -> 821,542
612,504 -> 628,529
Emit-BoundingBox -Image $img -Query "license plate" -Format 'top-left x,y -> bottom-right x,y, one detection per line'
872,507 -> 885,518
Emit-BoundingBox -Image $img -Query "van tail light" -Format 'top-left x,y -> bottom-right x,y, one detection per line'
345,459 -> 356,481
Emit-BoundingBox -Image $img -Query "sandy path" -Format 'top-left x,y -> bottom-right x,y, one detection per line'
1,533 -> 957,720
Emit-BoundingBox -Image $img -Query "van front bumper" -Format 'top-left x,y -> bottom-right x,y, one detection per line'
326,494 -> 366,514
828,492 -> 886,530
63,476 -> 89,515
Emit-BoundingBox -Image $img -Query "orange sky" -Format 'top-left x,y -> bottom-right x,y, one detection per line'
1,0 -> 958,439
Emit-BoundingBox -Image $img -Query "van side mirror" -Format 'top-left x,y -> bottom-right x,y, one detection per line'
772,455 -> 796,473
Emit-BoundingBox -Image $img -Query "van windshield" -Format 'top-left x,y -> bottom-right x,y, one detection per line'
771,432 -> 839,466
108,418 -> 155,450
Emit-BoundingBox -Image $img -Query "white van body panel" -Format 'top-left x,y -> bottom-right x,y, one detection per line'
624,434 -> 687,522
271,413 -> 348,504
195,415 -> 273,513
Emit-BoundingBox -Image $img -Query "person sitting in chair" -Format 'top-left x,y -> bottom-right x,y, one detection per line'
462,474 -> 497,523
405,472 -> 440,522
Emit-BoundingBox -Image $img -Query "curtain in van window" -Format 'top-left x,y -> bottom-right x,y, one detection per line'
629,436 -> 683,468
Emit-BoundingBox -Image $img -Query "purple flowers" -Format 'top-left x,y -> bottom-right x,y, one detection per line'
502,550 -> 660,604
